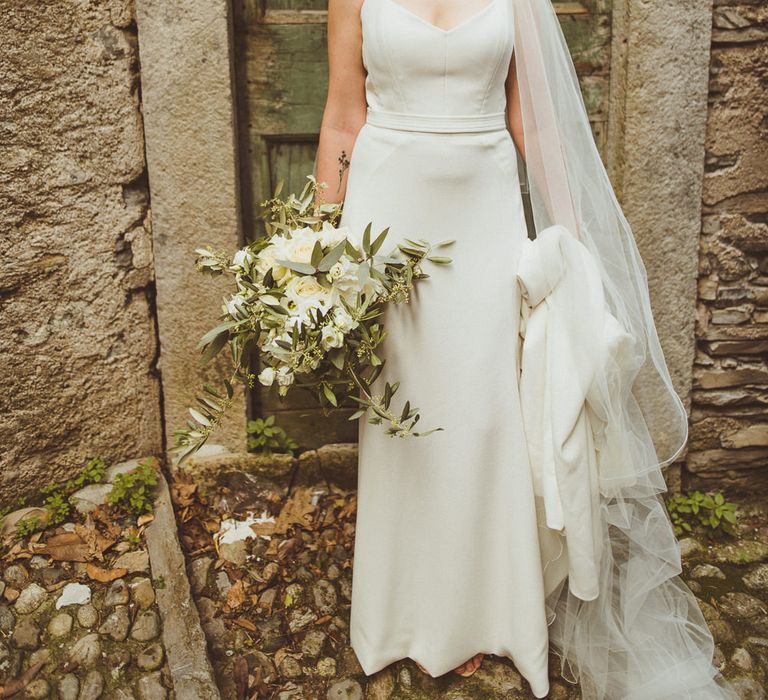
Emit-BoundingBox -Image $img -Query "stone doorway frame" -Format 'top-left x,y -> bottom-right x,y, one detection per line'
135,0 -> 714,466
135,0 -> 247,453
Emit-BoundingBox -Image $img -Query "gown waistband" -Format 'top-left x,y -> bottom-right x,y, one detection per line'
365,107 -> 508,133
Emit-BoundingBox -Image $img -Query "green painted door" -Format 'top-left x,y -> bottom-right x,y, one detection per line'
232,0 -> 612,449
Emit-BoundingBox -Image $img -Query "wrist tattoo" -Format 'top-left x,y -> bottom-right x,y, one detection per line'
337,150 -> 350,191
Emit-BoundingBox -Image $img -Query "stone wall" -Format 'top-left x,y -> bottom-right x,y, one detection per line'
688,0 -> 768,492
607,0 -> 714,477
0,1 -> 163,503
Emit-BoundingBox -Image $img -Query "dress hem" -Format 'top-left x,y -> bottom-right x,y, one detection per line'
350,639 -> 551,698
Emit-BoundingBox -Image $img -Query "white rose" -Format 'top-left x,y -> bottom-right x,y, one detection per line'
258,238 -> 293,284
284,275 -> 331,319
319,221 -> 350,249
276,365 -> 295,386
286,275 -> 326,299
285,227 -> 323,265
258,366 -> 276,386
261,330 -> 293,358
327,261 -> 344,281
332,307 -> 357,333
320,325 -> 345,350
255,245 -> 277,275
224,294 -> 247,318
232,248 -> 252,271
328,258 -> 361,304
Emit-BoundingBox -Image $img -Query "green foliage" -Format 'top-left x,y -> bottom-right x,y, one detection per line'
35,457 -> 109,531
259,174 -> 344,236
171,380 -> 236,465
125,531 -> 142,547
107,458 -> 160,516
247,415 -> 299,456
0,505 -> 10,532
3,457 -> 110,539
15,516 -> 41,537
667,490 -> 738,539
44,490 -> 71,528
65,457 -> 107,491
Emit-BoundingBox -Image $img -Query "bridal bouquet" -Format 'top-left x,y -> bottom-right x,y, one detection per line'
171,175 -> 453,463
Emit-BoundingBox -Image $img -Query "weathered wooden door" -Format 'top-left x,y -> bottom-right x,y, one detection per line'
232,0 -> 612,449
233,0 -> 358,449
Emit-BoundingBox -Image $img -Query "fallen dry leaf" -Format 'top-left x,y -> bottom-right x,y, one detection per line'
273,648 -> 302,669
89,509 -> 123,539
226,579 -> 248,610
137,513 -> 154,527
202,519 -> 221,534
74,523 -> 115,561
249,666 -> 263,696
260,562 -> 279,586
171,481 -> 198,508
338,497 -> 357,519
233,617 -> 258,633
2,542 -> 25,561
249,519 -> 277,537
41,532 -> 91,562
273,486 -> 316,534
86,563 -> 127,583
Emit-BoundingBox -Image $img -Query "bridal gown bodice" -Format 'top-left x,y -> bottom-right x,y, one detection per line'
360,0 -> 512,118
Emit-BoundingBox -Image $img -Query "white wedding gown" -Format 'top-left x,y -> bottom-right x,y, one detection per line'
336,1 -> 736,699
339,0 -> 553,696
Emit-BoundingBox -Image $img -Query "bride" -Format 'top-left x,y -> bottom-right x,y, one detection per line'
312,0 -> 740,697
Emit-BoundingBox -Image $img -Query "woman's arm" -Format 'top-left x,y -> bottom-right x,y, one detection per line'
504,49 -> 526,164
314,0 -> 368,208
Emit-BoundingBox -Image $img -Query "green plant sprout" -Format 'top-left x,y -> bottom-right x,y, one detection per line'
666,490 -> 738,539
247,415 -> 299,456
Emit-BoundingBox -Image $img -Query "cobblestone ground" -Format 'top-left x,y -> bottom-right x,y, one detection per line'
0,461 -> 175,700
176,468 -> 768,700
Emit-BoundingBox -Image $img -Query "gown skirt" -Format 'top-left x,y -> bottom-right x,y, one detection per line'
339,117 -> 554,698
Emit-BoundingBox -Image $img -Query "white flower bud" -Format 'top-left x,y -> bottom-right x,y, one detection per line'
258,366 -> 276,386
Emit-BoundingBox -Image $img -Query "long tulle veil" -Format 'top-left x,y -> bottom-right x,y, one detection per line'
512,0 -> 740,697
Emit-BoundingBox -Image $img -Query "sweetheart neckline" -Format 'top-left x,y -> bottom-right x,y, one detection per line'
372,0 -> 499,35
